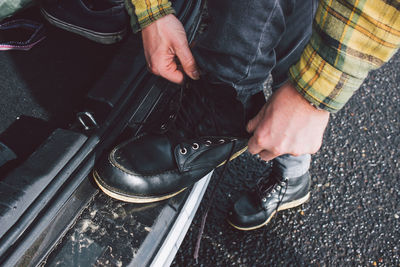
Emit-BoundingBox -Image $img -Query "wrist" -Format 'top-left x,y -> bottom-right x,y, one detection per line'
127,0 -> 175,32
280,82 -> 330,115
142,14 -> 175,34
138,5 -> 175,30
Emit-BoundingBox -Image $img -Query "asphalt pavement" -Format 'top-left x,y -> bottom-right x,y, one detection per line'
172,52 -> 400,266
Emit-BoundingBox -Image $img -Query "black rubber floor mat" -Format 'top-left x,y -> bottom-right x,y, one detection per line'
0,142 -> 16,168
0,116 -> 55,177
0,6 -> 122,133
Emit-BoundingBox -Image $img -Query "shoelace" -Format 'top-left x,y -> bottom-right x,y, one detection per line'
193,139 -> 237,262
161,79 -> 241,261
256,172 -> 289,214
134,78 -> 243,261
137,78 -> 224,148
172,79 -> 245,261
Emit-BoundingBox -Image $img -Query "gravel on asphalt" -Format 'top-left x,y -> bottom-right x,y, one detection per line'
172,51 -> 400,267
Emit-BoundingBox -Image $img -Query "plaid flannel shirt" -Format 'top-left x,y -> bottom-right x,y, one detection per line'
125,0 -> 175,33
290,0 -> 400,112
127,0 -> 400,113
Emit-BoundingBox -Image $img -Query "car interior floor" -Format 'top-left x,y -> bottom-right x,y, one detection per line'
0,6 -> 120,175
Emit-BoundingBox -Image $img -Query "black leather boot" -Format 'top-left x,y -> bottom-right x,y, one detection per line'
227,171 -> 311,230
93,79 -> 249,203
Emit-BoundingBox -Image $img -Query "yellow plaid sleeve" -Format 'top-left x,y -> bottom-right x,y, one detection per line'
125,0 -> 175,33
289,0 -> 400,113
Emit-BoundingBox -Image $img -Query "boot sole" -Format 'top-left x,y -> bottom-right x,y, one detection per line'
93,170 -> 187,203
93,145 -> 248,203
227,192 -> 310,231
40,8 -> 126,44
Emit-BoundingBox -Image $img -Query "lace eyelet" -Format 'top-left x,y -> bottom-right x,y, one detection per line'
169,114 -> 175,120
262,198 -> 267,202
205,140 -> 212,146
218,139 -> 225,144
192,143 -> 199,150
276,185 -> 281,190
160,123 -> 167,130
266,193 -> 271,198
180,147 -> 187,155
280,181 -> 286,186
271,189 -> 276,193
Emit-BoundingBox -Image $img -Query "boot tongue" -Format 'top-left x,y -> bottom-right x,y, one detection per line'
162,83 -> 219,142
153,79 -> 248,147
175,79 -> 247,138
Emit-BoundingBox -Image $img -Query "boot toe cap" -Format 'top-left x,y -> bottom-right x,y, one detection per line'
227,193 -> 269,230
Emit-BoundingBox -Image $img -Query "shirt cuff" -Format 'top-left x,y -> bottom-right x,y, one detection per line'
289,42 -> 365,113
125,0 -> 175,33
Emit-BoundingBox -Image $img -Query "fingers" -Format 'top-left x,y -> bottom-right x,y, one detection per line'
246,111 -> 262,134
247,107 -> 266,155
162,68 -> 184,84
258,150 -> 277,162
247,106 -> 281,161
248,136 -> 281,161
141,13 -> 199,84
247,134 -> 263,155
147,54 -> 184,84
147,43 -> 199,84
161,59 -> 185,84
247,104 -> 269,134
175,40 -> 200,80
247,106 -> 269,155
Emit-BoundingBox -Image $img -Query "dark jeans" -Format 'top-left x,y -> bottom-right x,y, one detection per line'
193,0 -> 318,178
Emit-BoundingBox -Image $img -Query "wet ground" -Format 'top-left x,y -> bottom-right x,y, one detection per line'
172,52 -> 400,266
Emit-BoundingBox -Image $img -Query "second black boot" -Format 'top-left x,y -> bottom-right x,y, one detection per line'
93,78 -> 249,203
227,171 -> 311,230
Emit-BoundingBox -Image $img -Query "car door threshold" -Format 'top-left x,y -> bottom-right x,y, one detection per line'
0,0 -> 205,266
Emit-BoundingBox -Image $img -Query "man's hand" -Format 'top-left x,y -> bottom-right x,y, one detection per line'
247,82 -> 330,161
142,14 -> 199,84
